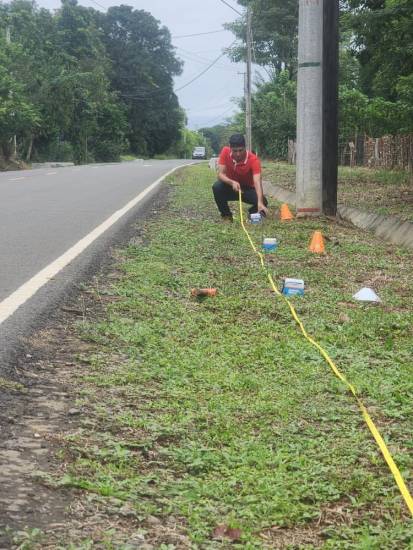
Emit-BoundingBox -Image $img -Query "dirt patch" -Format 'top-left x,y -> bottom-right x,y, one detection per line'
0,159 -> 29,171
260,524 -> 323,549
0,264 -> 192,548
0,190 -> 178,548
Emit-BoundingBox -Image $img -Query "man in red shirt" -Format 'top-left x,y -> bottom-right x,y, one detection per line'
212,133 -> 268,221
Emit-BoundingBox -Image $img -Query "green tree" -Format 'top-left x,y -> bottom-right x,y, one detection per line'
98,5 -> 183,157
199,118 -> 243,155
250,71 -> 296,158
228,0 -> 298,76
343,0 -> 413,101
0,36 -> 40,161
54,0 -> 116,163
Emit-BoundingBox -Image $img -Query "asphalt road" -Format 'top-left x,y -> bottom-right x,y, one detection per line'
0,159 -> 194,369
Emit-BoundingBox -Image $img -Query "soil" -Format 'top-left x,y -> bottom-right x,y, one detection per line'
0,159 -> 29,172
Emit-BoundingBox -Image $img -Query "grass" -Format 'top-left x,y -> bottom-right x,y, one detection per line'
262,161 -> 413,223
0,376 -> 27,393
120,154 -> 140,162
14,164 -> 413,548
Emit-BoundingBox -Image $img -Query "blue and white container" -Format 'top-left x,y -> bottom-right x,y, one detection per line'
282,278 -> 305,296
250,212 -> 262,224
262,238 -> 278,253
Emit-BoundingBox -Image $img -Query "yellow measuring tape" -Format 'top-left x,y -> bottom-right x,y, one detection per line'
238,193 -> 413,516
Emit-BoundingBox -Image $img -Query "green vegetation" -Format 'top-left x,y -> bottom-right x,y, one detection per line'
0,0 -> 185,164
204,1 -> 413,162
36,165 -> 413,547
262,161 -> 413,222
167,127 -> 212,160
120,154 -> 139,162
0,376 -> 27,393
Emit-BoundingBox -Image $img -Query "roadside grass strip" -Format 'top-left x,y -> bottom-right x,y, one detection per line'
237,192 -> 413,518
262,162 -> 413,223
64,165 -> 413,547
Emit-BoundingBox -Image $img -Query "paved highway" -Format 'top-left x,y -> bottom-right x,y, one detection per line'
0,159 -> 193,367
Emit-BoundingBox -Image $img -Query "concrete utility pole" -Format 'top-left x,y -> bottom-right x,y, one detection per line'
322,0 -> 339,216
245,6 -> 252,151
296,0 -> 339,217
296,0 -> 323,216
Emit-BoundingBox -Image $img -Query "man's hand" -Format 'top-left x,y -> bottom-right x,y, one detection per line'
258,202 -> 268,216
231,181 -> 241,192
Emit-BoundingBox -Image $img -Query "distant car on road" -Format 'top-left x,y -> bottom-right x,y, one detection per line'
192,146 -> 206,160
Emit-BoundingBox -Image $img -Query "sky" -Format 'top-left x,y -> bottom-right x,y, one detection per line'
33,0 -> 248,129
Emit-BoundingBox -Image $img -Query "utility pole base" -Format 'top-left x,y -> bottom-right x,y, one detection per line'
296,207 -> 322,218
296,0 -> 323,217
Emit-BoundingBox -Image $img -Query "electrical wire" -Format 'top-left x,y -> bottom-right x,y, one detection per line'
172,29 -> 226,39
218,0 -> 243,17
176,46 -> 240,74
201,104 -> 237,126
84,0 -> 107,10
175,40 -> 237,92
189,100 -> 234,112
76,2 -> 240,98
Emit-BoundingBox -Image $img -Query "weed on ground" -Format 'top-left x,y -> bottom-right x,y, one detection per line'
262,161 -> 413,223
3,165 -> 413,548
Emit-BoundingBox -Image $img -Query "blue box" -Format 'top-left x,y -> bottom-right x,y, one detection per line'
262,238 -> 278,253
282,278 -> 305,296
250,213 -> 262,224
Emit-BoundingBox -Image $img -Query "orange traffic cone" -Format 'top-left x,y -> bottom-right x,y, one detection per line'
280,203 -> 294,221
308,231 -> 325,253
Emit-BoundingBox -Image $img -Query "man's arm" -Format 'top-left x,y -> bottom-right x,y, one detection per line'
253,173 -> 268,215
218,164 -> 241,192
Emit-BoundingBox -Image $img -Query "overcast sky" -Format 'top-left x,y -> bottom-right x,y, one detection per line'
33,0 -> 247,129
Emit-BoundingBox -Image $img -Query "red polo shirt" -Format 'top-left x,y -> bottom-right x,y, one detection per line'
218,146 -> 261,188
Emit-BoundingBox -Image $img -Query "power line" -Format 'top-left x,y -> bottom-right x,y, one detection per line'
176,46 -> 240,74
172,29 -> 226,39
117,40 -> 237,99
199,82 -> 243,107
84,0 -> 107,10
201,105 -> 237,126
188,100 -> 234,112
218,0 -> 243,17
175,40 -> 237,92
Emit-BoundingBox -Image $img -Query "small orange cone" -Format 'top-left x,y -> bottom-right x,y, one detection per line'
308,231 -> 325,253
280,203 -> 294,221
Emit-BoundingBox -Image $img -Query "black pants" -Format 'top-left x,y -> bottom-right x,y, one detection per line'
212,180 -> 268,216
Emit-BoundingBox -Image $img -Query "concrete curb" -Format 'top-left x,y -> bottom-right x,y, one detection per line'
263,181 -> 413,251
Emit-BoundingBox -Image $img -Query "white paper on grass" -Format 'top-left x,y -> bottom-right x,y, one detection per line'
353,287 -> 381,302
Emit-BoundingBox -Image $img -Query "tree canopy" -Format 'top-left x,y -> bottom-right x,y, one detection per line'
203,0 -> 413,159
0,0 -> 184,164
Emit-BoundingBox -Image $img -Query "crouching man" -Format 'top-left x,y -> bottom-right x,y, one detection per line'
212,133 -> 268,221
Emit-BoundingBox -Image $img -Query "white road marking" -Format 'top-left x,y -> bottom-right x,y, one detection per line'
0,164 -> 189,326
46,171 -> 57,175
9,177 -> 25,181
143,164 -> 153,167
